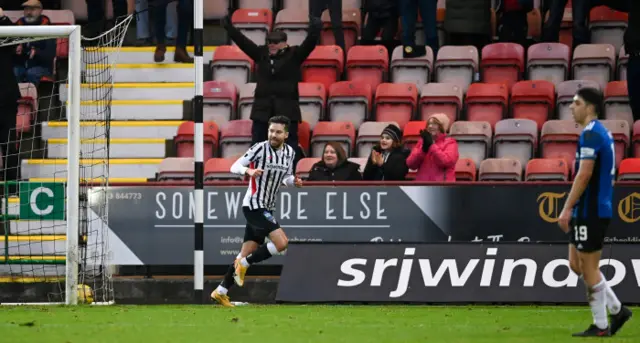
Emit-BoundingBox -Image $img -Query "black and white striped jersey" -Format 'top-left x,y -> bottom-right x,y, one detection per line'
230,141 -> 296,211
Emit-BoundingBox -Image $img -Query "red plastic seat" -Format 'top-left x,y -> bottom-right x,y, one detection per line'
572,43 -> 616,90
346,45 -> 389,92
465,83 -> 509,130
273,8 -> 309,46
510,80 -> 555,130
540,120 -> 582,166
295,157 -> 322,180
402,121 -> 427,150
434,45 -> 479,93
589,6 -> 628,53
618,45 -> 629,81
204,158 -> 241,181
480,43 -> 525,88
238,0 -> 274,9
320,8 -> 361,52
478,158 -> 522,181
175,121 -> 219,159
604,81 -> 633,128
374,83 -> 418,130
302,45 -> 345,91
419,83 -> 463,124
219,120 -> 253,158
391,45 -> 434,88
526,43 -> 571,86
525,158 -> 570,181
455,158 -> 477,181
298,82 -> 327,129
211,45 -> 255,88
494,118 -> 538,170
231,8 -> 273,45
328,81 -> 372,129
310,122 -> 356,158
634,120 -> 640,158
16,103 -> 32,134
298,121 -> 311,156
238,83 -> 257,120
203,80 -> 237,126
617,158 -> 640,181
556,80 -> 600,121
449,121 -> 493,169
601,119 -> 630,168
157,158 -> 194,181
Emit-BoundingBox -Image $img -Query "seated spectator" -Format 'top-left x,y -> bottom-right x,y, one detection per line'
407,113 -> 459,182
13,0 -> 55,86
308,142 -> 362,181
363,124 -> 409,181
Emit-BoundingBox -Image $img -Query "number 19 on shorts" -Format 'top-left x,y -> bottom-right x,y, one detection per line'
574,225 -> 588,242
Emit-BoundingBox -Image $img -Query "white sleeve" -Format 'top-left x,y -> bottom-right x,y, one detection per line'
282,147 -> 296,186
230,143 -> 263,176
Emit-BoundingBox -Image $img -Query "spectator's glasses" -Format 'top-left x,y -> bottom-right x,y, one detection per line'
267,39 -> 285,45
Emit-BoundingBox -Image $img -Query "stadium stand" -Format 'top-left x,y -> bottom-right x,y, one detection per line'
480,43 -> 525,88
571,43 -> 616,90
455,158 -> 477,181
449,121 -> 493,171
211,45 -> 254,88
434,45 -> 478,94
203,80 -> 237,126
510,80 -> 555,130
230,8 -> 274,46
296,157 -> 321,180
157,157 -> 194,181
301,45 -> 344,90
328,81 -> 372,129
478,158 -> 523,181
402,121 -> 427,150
602,119 -> 630,167
310,121 -> 355,158
617,158 -> 640,181
273,8 -> 311,46
493,118 -> 538,171
419,83 -> 463,124
374,83 -> 418,130
588,6 -> 628,53
540,120 -> 583,166
465,83 -> 509,130
525,158 -> 570,181
604,81 -> 633,127
219,120 -> 253,158
556,80 -> 601,121
346,45 -> 389,91
320,8 -> 361,52
204,157 -> 242,181
618,45 -> 628,80
238,82 -> 257,120
526,42 -> 571,86
390,45 -> 434,88
174,121 -> 219,159
298,82 -> 327,129
298,121 -> 311,155
356,121 -> 398,158
634,120 -> 640,158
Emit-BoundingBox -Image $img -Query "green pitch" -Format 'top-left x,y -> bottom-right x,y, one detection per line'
0,305 -> 637,342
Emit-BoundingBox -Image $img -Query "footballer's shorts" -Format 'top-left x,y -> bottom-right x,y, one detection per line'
569,217 -> 611,253
242,207 -> 280,245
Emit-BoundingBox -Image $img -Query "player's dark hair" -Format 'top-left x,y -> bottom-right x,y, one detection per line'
268,116 -> 290,132
576,87 -> 604,118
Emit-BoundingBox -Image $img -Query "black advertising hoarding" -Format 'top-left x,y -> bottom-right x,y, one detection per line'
276,243 -> 640,304
90,185 -> 640,265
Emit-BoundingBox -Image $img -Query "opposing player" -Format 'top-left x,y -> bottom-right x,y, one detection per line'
211,116 -> 302,307
558,87 -> 632,337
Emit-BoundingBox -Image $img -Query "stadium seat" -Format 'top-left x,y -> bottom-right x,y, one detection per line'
390,45 -> 434,88
634,120 -> 640,157
328,81 -> 372,130
203,80 -> 237,126
525,158 -> 570,181
320,8 -> 361,52
617,158 -> 640,181
455,158 -> 477,181
419,83 -> 463,124
219,120 -> 253,158
238,0 -> 274,9
589,6 -> 628,53
434,45 -> 479,94
356,121 -> 399,158
374,83 -> 419,130
526,43 -> 571,86
273,8 -> 310,46
604,81 -> 633,128
510,80 -> 555,130
493,119 -> 538,171
480,43 -> 525,88
556,80 -> 600,121
465,83 -> 509,130
298,83 -> 327,129
238,83 -> 257,120
16,84 -> 37,133
449,121 -> 493,170
211,45 -> 254,88
175,121 -> 219,159
310,122 -> 356,158
157,158 -> 194,181
540,120 -> 582,166
571,44 -> 616,90
204,158 -> 242,181
601,119 -> 630,167
348,157 -> 367,173
204,0 -> 229,19
298,120 -> 311,155
231,9 -> 274,45
402,121 -> 427,150
346,45 -> 389,92
295,157 -> 321,180
618,45 -> 628,81
301,46 -> 345,91
478,158 -> 522,181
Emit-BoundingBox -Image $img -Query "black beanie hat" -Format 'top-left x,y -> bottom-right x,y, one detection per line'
381,124 -> 402,143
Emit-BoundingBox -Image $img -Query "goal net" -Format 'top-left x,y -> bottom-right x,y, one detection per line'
0,16 -> 132,305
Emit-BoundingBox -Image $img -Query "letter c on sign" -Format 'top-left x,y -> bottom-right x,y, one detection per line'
30,187 -> 54,216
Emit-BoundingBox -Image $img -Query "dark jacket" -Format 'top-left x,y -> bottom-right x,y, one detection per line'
0,16 -> 21,107
364,0 -> 398,18
625,0 -> 639,54
223,18 -> 322,123
444,0 -> 492,36
14,15 -> 56,71
363,146 -> 410,181
308,160 -> 363,181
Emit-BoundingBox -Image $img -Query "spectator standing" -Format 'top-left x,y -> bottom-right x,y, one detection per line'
406,113 -> 459,182
308,142 -> 362,181
84,0 -> 135,37
626,0 -> 640,122
309,0 -> 345,53
13,0 -> 55,87
223,15 -> 322,169
135,0 -> 177,46
542,0 -> 589,50
0,7 -> 21,184
360,0 -> 398,55
154,0 -> 193,63
363,124 -> 409,181
399,0 -> 438,57
444,0 -> 492,53
497,0 -> 533,47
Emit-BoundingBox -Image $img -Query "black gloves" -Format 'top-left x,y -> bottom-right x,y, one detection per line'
420,130 -> 433,153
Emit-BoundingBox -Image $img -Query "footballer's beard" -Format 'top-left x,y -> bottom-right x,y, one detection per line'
269,138 -> 284,149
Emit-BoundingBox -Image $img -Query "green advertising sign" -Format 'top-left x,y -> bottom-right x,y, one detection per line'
19,182 -> 66,220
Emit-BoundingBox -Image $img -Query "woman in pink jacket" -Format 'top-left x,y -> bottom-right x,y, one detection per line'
406,113 -> 459,182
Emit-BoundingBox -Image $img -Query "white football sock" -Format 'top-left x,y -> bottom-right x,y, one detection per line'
600,272 -> 621,315
588,279 -> 608,330
216,285 -> 228,295
240,257 -> 250,267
